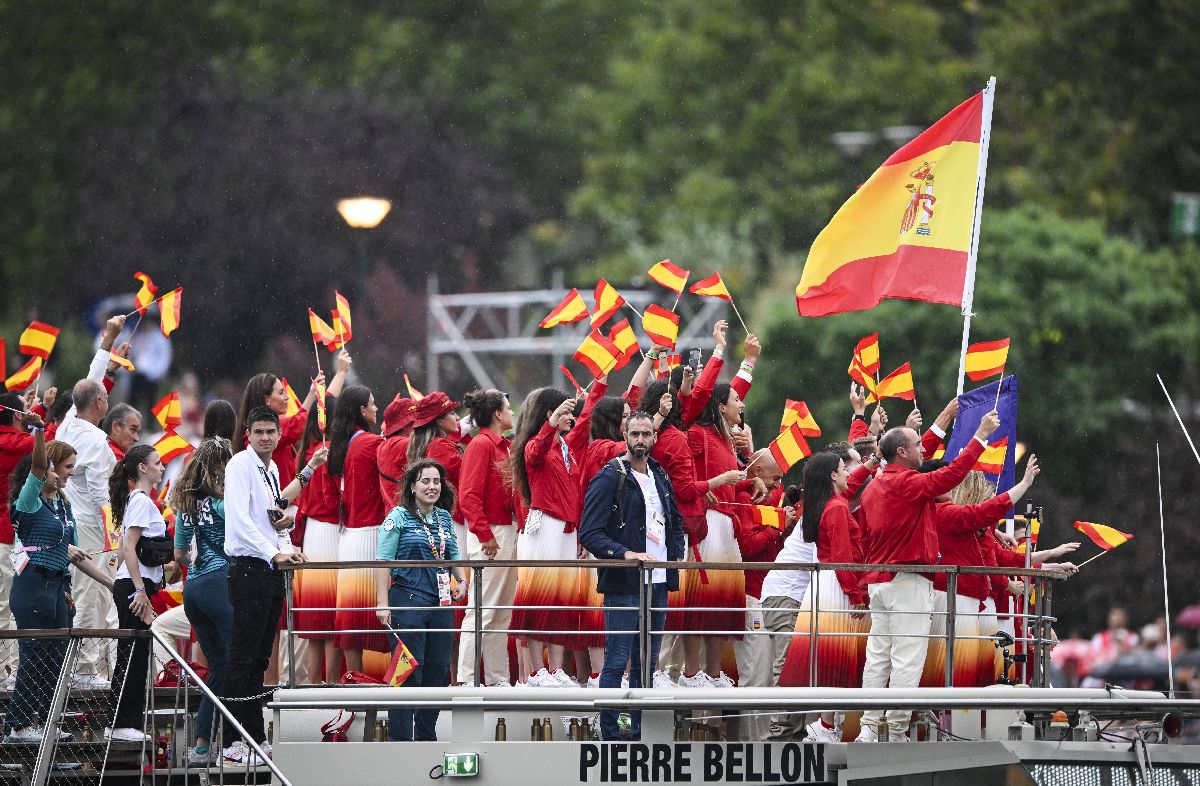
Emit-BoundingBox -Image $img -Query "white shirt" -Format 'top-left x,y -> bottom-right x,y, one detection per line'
759,519 -> 817,601
58,349 -> 115,529
630,468 -> 667,583
116,490 -> 167,584
223,449 -> 283,565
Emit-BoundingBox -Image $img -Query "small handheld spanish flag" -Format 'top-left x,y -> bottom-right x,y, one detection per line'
384,640 -> 420,686
866,362 -> 915,403
153,430 -> 194,466
751,505 -> 786,530
404,373 -> 425,401
591,279 -> 626,327
767,422 -> 812,473
607,318 -> 639,371
965,338 -> 1010,382
641,304 -> 680,349
19,321 -> 60,361
152,391 -> 183,430
280,378 -> 302,417
159,287 -> 183,337
572,329 -> 621,379
559,365 -> 584,396
133,272 -> 158,315
539,289 -> 589,329
972,436 -> 1008,475
101,504 -> 121,551
334,290 -> 353,337
688,272 -> 732,302
109,351 -> 135,373
852,333 -> 881,376
309,309 -> 338,350
4,357 -> 43,392
780,400 -> 821,437
655,353 -> 681,379
647,260 -> 689,295
1073,521 -> 1133,551
315,380 -> 328,432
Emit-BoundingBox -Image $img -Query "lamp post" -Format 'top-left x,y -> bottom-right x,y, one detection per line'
336,197 -> 392,301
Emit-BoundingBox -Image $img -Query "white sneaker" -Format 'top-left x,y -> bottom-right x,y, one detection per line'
652,670 -> 677,689
887,729 -> 911,743
526,668 -> 559,688
71,674 -> 109,689
222,741 -> 266,767
108,727 -> 150,743
710,671 -> 736,688
853,724 -> 879,743
549,669 -> 580,688
261,741 -> 273,760
620,674 -> 629,689
805,720 -> 841,743
677,671 -> 716,688
3,726 -> 42,743
585,675 -> 600,689
1,674 -> 15,691
485,680 -> 512,688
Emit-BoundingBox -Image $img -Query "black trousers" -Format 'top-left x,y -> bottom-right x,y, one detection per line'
224,557 -> 284,744
112,577 -> 158,730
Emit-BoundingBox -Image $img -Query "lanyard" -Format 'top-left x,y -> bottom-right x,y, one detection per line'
23,494 -> 70,554
414,509 -> 447,562
256,463 -> 283,506
558,436 -> 571,472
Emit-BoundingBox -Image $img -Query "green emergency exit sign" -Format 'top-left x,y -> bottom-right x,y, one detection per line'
444,752 -> 479,777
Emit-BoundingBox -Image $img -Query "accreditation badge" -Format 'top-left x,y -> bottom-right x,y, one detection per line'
436,570 -> 452,607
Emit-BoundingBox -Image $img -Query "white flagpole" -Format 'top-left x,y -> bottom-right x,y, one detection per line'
1156,442 -> 1175,698
955,76 -> 996,396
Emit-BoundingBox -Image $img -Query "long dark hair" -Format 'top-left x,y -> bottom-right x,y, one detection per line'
171,438 -> 232,517
508,387 -> 569,505
109,444 -> 157,526
401,458 -> 456,516
590,396 -> 626,442
695,382 -> 733,443
407,420 -> 446,467
9,441 -> 76,508
233,373 -> 279,454
203,399 -> 237,442
637,380 -> 683,432
801,452 -> 842,544
328,385 -> 373,477
295,393 -> 335,477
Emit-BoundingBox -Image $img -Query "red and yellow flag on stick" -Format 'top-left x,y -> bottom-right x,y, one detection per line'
330,312 -> 349,348
559,365 -> 585,396
384,640 -> 419,686
642,304 -> 680,349
751,505 -> 787,530
101,504 -> 120,551
159,287 -> 183,337
133,272 -> 158,316
280,378 -> 302,417
796,84 -> 993,319
1074,521 -> 1134,568
591,279 -> 627,327
972,436 -> 1008,474
153,430 -> 194,466
309,309 -> 337,350
5,357 -> 42,392
690,272 -> 749,333
607,318 -> 640,371
315,379 -> 328,435
334,290 -> 353,342
965,338 -> 1009,381
852,333 -> 881,376
19,322 -> 60,361
752,422 -> 812,474
866,362 -> 915,404
647,260 -> 690,298
152,391 -> 182,430
780,400 -> 821,437
573,329 -> 621,379
404,374 -> 425,401
539,289 -> 589,329
109,351 -> 135,373
655,353 -> 681,379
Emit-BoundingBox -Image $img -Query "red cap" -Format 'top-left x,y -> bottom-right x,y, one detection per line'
382,396 -> 417,437
410,391 -> 460,428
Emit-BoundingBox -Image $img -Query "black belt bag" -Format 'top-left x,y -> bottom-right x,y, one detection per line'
135,535 -> 175,567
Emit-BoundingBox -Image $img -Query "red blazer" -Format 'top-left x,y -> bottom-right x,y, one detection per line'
732,488 -> 784,599
931,492 -> 1012,601
578,438 -> 626,520
459,428 -> 514,542
679,356 -> 753,427
650,425 -> 708,534
859,438 -> 985,585
817,496 -> 867,605
297,441 -> 341,523
426,435 -> 467,522
0,425 -> 34,544
688,423 -> 754,517
377,435 -> 409,508
340,431 -> 387,528
523,383 -> 601,529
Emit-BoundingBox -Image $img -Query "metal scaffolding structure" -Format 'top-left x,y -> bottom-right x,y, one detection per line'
425,273 -> 729,393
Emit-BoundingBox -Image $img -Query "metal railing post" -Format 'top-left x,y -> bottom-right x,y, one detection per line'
944,572 -> 958,688
31,637 -> 80,786
1037,578 -> 1053,688
639,564 -> 652,689
807,566 -> 819,686
286,570 -> 297,687
472,565 -> 483,688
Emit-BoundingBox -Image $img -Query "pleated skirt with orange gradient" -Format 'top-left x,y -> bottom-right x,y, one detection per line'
573,556 -> 606,650
510,511 -> 580,645
293,518 -> 340,641
919,590 -> 995,687
779,570 -> 869,687
333,525 -> 390,653
674,511 -> 745,639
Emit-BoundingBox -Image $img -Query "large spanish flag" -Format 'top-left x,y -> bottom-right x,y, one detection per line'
796,87 -> 990,317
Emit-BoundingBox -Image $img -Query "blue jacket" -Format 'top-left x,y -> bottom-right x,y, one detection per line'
579,456 -> 685,594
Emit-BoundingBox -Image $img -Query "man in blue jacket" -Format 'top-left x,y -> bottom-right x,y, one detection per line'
580,412 -> 685,740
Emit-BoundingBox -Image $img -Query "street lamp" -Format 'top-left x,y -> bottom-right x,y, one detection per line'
336,197 -> 392,302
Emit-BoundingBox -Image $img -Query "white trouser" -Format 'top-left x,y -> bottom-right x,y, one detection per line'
72,523 -> 119,677
457,524 -> 518,686
150,604 -> 192,667
732,594 -> 773,740
861,574 -> 933,731
0,542 -> 16,674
